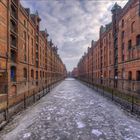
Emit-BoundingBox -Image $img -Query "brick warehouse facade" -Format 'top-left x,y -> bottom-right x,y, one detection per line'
77,0 -> 140,95
0,0 -> 67,123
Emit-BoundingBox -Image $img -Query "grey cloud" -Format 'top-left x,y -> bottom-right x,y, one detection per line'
21,0 -> 128,71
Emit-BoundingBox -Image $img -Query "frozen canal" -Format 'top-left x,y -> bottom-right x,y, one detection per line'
1,78 -> 140,140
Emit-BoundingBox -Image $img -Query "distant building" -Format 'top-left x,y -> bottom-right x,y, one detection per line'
67,71 -> 72,77
72,68 -> 78,78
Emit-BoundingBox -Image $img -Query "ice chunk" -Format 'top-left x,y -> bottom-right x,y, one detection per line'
76,121 -> 85,128
91,129 -> 102,137
23,132 -> 31,138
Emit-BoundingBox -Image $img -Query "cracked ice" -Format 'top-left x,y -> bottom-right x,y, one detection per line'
1,78 -> 140,140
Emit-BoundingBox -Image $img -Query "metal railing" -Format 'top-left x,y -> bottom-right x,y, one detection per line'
0,77 -> 65,125
78,77 -> 140,115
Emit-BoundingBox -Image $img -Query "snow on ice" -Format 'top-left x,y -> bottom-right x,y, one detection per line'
0,78 -> 140,140
76,121 -> 86,128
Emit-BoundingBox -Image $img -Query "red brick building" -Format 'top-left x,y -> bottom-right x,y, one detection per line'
0,0 -> 67,121
77,0 -> 140,94
71,67 -> 78,78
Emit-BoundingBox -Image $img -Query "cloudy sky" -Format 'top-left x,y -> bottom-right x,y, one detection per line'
21,0 -> 128,71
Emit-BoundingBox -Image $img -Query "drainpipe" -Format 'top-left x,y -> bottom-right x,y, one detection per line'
6,0 -> 10,120
27,14 -> 30,107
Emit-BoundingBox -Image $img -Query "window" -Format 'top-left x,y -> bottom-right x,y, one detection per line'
23,31 -> 26,40
104,38 -> 106,44
136,35 -> 140,46
109,33 -> 111,40
11,66 -> 16,82
24,54 -> 27,62
36,71 -> 38,79
128,71 -> 132,80
122,42 -> 125,50
31,38 -> 33,46
12,0 -> 18,5
122,43 -> 124,61
31,29 -> 33,35
128,40 -> 132,50
131,21 -> 135,33
32,47 -> 34,63
122,54 -> 124,62
36,71 -> 38,85
11,50 -> 16,62
36,44 -> 38,51
40,71 -> 42,79
23,68 -> 27,79
10,34 -> 17,47
122,19 -> 124,28
10,19 -> 17,32
36,61 -> 38,67
121,31 -> 125,40
11,4 -> 17,19
136,71 -> 140,81
24,20 -> 26,27
31,69 -> 34,78
23,44 -> 27,62
122,68 -> 125,79
23,43 -> 25,50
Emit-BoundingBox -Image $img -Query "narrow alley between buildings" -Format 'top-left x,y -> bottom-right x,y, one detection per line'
1,78 -> 140,140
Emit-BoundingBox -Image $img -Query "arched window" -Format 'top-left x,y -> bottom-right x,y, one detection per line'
128,71 -> 132,80
136,71 -> 140,81
136,35 -> 140,46
23,68 -> 27,79
11,66 -> 16,82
